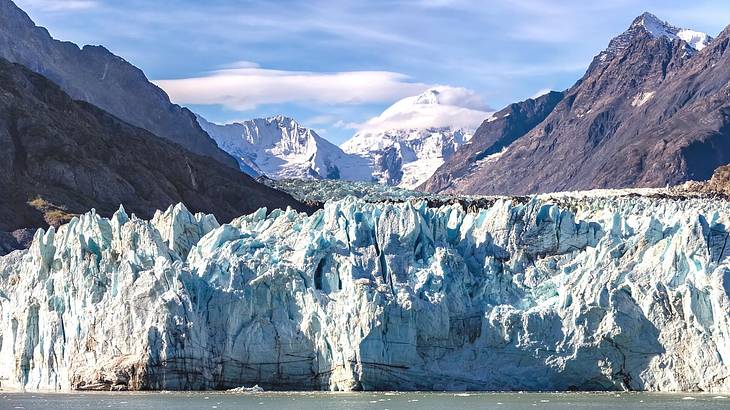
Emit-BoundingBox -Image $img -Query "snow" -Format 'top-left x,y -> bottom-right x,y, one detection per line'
635,12 -> 713,52
341,87 -> 493,188
400,157 -> 448,189
197,115 -> 372,181
1,190 -> 730,391
342,127 -> 472,189
198,87 -> 494,189
600,13 -> 713,66
631,91 -> 656,107
676,29 -> 712,51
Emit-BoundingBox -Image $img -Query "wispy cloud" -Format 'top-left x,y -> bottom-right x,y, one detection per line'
306,115 -> 338,126
155,65 -> 432,111
16,0 -> 99,11
530,88 -> 553,99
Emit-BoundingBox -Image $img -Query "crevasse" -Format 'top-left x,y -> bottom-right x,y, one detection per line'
0,194 -> 729,392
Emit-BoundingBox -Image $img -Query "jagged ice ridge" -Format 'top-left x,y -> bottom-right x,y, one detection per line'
0,192 -> 729,392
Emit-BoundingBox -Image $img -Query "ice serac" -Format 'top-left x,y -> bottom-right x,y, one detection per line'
342,87 -> 493,189
198,115 -> 371,181
1,191 -> 730,392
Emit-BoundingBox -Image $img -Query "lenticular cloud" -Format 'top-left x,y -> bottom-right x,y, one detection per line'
154,65 -> 431,110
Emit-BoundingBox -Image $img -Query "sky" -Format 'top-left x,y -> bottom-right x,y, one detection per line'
15,0 -> 730,144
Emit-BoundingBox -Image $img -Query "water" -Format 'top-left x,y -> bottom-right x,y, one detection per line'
1,392 -> 728,410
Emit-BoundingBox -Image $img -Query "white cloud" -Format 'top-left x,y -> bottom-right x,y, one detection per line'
333,120 -> 360,130
306,115 -> 337,126
531,88 -> 553,99
154,66 -> 431,111
354,86 -> 494,134
219,60 -> 261,69
16,0 -> 99,11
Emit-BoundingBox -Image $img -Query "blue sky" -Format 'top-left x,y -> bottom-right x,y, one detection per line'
15,0 -> 730,144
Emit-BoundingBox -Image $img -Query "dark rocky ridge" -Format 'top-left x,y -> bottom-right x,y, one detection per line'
420,91 -> 564,192
423,13 -> 730,195
0,231 -> 21,254
0,58 -> 308,240
0,0 -> 237,168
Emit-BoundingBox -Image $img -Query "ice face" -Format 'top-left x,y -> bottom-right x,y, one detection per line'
0,193 -> 729,392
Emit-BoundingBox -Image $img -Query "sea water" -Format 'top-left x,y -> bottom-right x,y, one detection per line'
1,391 -> 728,410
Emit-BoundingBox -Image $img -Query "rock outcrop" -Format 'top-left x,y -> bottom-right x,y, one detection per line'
1,190 -> 729,392
687,164 -> 730,197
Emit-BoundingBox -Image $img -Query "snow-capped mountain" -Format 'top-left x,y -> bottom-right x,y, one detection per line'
637,12 -> 712,50
424,12 -> 726,195
599,12 -> 712,62
199,88 -> 493,188
341,87 -> 493,189
198,115 -> 371,181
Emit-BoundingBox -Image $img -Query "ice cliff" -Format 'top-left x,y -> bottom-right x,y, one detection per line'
1,191 -> 730,392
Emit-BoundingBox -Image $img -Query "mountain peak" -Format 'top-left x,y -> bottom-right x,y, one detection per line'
630,12 -> 665,31
596,12 -> 713,66
266,114 -> 299,126
198,114 -> 372,181
629,12 -> 712,51
414,89 -> 442,105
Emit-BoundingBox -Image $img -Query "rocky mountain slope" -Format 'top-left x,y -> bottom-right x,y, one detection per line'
0,57 -> 306,241
424,13 -> 729,195
342,88 -> 492,189
683,163 -> 730,196
0,0 -> 236,168
421,91 -> 564,192
198,115 -> 371,180
1,190 -> 729,391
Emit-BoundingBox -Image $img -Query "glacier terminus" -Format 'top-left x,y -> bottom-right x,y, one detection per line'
0,189 -> 729,392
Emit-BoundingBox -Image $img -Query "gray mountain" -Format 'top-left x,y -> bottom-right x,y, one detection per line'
423,13 -> 729,195
420,91 -> 564,193
0,0 -> 237,168
0,57 -> 308,250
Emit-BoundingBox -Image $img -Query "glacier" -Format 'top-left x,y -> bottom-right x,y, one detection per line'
264,178 -> 432,204
0,190 -> 729,392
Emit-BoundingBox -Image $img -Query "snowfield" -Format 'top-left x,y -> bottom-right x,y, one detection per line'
1,189 -> 729,392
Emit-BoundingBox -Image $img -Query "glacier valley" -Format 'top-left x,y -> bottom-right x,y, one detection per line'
0,190 -> 729,392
